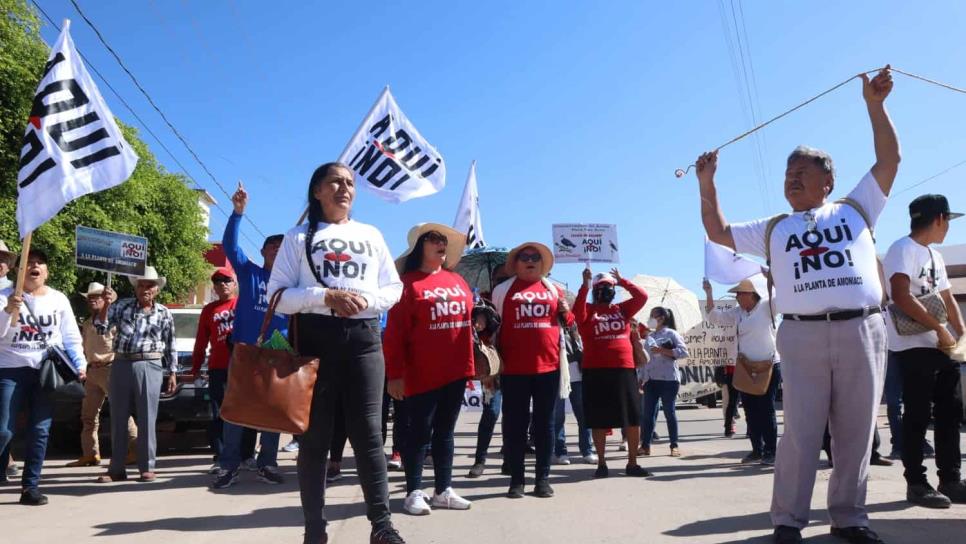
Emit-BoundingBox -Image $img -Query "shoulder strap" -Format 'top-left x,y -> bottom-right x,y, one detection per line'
835,197 -> 875,242
304,224 -> 326,286
492,276 -> 514,318
257,288 -> 287,345
763,213 -> 788,328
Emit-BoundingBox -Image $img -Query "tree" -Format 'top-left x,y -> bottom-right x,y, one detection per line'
0,0 -> 210,303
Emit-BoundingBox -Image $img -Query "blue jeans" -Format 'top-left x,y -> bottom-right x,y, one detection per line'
402,379 -> 465,494
474,388 -> 502,464
0,367 -> 52,490
884,351 -> 904,454
208,369 -> 227,460
553,381 -> 592,457
219,421 -> 280,472
641,379 -> 679,448
742,364 -> 781,456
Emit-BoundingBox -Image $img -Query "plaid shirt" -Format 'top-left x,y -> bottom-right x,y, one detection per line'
96,298 -> 177,371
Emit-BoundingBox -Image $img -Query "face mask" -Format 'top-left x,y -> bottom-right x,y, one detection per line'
593,286 -> 616,305
647,318 -> 659,330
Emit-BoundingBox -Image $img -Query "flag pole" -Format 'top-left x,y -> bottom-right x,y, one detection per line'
9,232 -> 33,323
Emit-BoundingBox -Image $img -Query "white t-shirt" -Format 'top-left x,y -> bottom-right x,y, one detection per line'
883,236 -> 951,352
268,220 -> 403,320
706,301 -> 777,363
731,171 -> 887,315
0,287 -> 86,370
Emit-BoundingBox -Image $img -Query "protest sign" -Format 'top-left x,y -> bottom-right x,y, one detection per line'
75,225 -> 148,277
552,224 -> 619,264
676,299 -> 738,402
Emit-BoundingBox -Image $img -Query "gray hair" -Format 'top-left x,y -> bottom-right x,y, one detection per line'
787,145 -> 835,177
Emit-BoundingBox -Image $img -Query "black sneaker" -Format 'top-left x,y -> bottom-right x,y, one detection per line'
906,483 -> 951,509
594,464 -> 609,479
371,523 -> 406,544
625,464 -> 651,477
761,453 -> 776,466
829,526 -> 884,543
773,525 -> 802,543
256,466 -> 284,485
937,479 -> 966,504
211,468 -> 239,490
19,488 -> 48,506
506,483 -> 525,499
303,532 -> 329,544
500,464 -> 511,476
741,451 -> 763,464
325,466 -> 342,483
533,480 -> 554,498
467,463 -> 485,478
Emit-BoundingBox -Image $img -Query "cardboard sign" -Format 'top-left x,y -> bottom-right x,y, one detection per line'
676,299 -> 738,402
552,223 -> 619,264
75,226 -> 148,277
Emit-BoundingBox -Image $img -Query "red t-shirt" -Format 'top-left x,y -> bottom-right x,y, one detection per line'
383,270 -> 474,396
573,279 -> 648,369
191,297 -> 237,373
498,279 -> 573,375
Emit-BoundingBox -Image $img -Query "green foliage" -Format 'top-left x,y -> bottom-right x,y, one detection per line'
0,0 -> 210,303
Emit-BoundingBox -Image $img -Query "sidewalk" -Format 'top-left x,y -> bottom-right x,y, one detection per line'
1,407 -> 963,543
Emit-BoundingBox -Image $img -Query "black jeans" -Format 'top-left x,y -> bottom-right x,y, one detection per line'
742,364 -> 781,456
723,373 -> 740,431
898,348 -> 963,485
474,388 -> 502,464
296,315 -> 390,540
329,394 -> 347,463
402,378 -> 465,494
501,371 -> 559,486
208,369 -> 227,460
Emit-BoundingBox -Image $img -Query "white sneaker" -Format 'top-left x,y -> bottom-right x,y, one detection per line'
618,440 -> 628,452
404,490 -> 432,516
431,487 -> 472,510
281,439 -> 300,453
551,455 -> 571,466
582,453 -> 599,465
207,463 -> 221,475
241,458 -> 257,472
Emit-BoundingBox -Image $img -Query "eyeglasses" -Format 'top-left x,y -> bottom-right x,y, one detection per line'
213,277 -> 234,284
517,253 -> 542,263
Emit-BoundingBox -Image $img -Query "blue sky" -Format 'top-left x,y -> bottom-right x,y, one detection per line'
33,0 -> 966,294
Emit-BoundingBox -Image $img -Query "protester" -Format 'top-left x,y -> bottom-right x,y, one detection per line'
884,194 -> 966,509
703,278 -> 780,465
211,185 -> 288,488
190,267 -> 238,475
492,242 -> 572,499
96,266 -> 177,483
0,241 -> 14,291
0,249 -> 86,505
267,162 -> 405,544
696,66 -> 899,544
66,282 -> 138,468
552,320 -> 595,466
572,268 -> 649,478
639,307 -> 688,457
384,223 -> 474,515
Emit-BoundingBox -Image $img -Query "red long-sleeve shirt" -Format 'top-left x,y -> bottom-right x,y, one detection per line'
498,279 -> 573,375
383,270 -> 475,397
573,279 -> 647,369
191,297 -> 237,374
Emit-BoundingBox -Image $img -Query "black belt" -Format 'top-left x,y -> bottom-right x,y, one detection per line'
783,307 -> 881,322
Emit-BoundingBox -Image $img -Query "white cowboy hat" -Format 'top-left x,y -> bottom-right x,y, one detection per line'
0,240 -> 16,267
128,266 -> 167,291
79,282 -> 106,297
395,223 -> 467,275
504,242 -> 554,277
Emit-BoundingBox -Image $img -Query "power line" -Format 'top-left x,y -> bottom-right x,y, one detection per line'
66,0 -> 267,239
28,0 -> 264,255
894,159 -> 966,196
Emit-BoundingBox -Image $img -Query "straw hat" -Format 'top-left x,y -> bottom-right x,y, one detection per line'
394,223 -> 467,275
0,240 -> 16,267
79,282 -> 106,297
504,242 -> 554,277
728,279 -> 757,295
129,266 -> 167,291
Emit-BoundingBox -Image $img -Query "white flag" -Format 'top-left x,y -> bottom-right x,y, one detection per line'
704,238 -> 765,284
16,20 -> 138,239
453,161 -> 486,249
338,87 -> 445,203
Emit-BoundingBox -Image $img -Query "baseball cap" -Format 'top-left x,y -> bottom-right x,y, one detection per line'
592,273 -> 617,287
909,194 -> 963,222
211,266 -> 235,281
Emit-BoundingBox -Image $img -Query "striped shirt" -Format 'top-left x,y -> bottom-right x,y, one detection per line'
96,298 -> 177,371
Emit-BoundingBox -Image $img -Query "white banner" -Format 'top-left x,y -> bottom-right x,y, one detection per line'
338,87 -> 445,204
16,20 -> 138,238
676,299 -> 738,402
453,161 -> 486,249
552,223 -> 619,264
704,238 -> 765,285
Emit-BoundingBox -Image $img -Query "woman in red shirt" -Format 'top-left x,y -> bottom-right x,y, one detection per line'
383,223 -> 474,516
573,268 -> 650,478
492,242 -> 572,500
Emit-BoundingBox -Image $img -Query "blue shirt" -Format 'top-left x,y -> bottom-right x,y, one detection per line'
223,213 -> 288,345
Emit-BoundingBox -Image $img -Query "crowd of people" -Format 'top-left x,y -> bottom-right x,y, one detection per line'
0,66 -> 963,544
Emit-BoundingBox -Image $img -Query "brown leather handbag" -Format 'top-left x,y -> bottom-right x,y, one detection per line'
221,289 -> 320,435
732,354 -> 774,396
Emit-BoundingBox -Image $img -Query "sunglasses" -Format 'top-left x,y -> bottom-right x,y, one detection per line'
423,231 -> 448,244
213,277 -> 234,284
517,253 -> 542,263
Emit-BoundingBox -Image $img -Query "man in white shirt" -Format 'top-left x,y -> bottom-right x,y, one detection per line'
695,66 -> 899,544
883,194 -> 965,509
0,241 -> 14,292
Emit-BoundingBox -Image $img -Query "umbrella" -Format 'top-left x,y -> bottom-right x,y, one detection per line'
624,274 -> 703,334
454,247 -> 509,293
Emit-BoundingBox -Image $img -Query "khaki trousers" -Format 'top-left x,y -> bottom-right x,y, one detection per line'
80,365 -> 137,458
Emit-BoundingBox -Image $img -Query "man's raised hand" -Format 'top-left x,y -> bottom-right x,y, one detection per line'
861,65 -> 893,104
695,151 -> 718,184
232,181 -> 248,215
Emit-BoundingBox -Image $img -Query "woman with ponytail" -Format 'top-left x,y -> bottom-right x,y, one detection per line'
267,163 -> 405,544
639,306 -> 689,458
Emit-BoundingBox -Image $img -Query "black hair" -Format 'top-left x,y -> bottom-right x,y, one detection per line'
262,234 -> 284,249
305,162 -> 352,265
652,306 -> 677,331
26,248 -> 48,263
910,214 -> 941,233
402,231 -> 448,274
